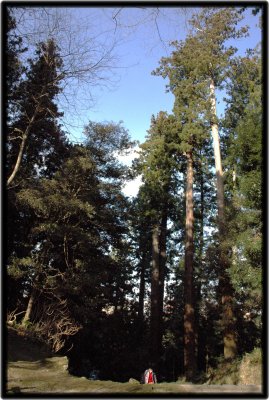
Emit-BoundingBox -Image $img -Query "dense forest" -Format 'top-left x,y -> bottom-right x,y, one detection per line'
5,5 -> 264,383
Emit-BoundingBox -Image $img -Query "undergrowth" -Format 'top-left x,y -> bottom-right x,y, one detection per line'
206,348 -> 262,385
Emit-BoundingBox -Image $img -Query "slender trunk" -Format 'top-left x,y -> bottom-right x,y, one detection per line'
196,160 -> 204,370
22,289 -> 36,325
199,159 -> 204,259
7,132 -> 28,186
232,167 -> 236,191
210,79 -> 224,225
150,200 -> 168,371
231,166 -> 238,278
138,251 -> 146,323
184,151 -> 196,380
158,207 -> 168,356
7,87 -> 45,187
210,78 -> 237,359
150,223 -> 160,368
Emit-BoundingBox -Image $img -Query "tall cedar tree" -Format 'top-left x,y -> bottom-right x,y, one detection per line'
174,86 -> 208,379
188,8 -> 249,360
136,112 -> 178,371
154,7 -> 249,360
192,144 -> 216,371
153,30 -> 210,378
129,194 -> 152,326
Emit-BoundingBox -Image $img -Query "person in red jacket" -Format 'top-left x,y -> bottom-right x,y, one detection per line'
143,368 -> 157,384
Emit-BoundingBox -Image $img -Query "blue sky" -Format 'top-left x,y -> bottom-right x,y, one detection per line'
61,7 -> 187,143
61,6 -> 262,145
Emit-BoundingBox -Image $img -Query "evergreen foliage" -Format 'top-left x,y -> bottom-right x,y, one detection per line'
223,50 -> 262,341
7,38 -> 67,186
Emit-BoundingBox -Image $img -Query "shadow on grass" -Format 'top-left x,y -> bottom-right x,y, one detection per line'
7,386 -> 37,393
7,327 -> 52,362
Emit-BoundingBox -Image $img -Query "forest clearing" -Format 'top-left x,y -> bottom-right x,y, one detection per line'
4,3 -> 265,397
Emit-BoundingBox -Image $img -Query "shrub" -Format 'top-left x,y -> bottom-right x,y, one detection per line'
239,348 -> 262,385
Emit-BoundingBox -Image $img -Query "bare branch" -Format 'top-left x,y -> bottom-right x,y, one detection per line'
7,309 -> 26,325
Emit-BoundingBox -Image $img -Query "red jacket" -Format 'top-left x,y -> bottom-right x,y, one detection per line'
144,369 -> 157,384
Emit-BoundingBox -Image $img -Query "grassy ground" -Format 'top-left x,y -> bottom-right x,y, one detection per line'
5,326 -> 263,396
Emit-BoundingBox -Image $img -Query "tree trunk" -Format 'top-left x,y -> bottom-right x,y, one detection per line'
210,78 -> 237,359
22,289 -> 36,326
138,251 -> 146,323
158,207 -> 168,358
184,151 -> 196,380
7,132 -> 28,186
210,79 -> 225,224
7,87 -> 45,187
196,158 -> 204,371
150,223 -> 160,368
150,203 -> 168,370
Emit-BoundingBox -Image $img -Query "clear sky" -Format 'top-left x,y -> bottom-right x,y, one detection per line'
59,6 -> 262,145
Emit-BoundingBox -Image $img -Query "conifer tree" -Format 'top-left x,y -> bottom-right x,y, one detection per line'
223,49 -> 262,348
11,120 -> 134,335
7,38 -> 67,186
187,8 -> 249,359
136,112 -> 179,371
129,192 -> 152,326
174,85 -> 208,380
6,22 -> 69,316
6,9 -> 27,120
6,9 -> 30,307
154,7 -> 249,360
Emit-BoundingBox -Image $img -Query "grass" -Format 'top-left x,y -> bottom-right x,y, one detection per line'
5,326 -> 263,395
239,348 -> 262,385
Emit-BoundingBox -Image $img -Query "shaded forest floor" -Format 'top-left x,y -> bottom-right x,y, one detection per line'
5,327 -> 263,395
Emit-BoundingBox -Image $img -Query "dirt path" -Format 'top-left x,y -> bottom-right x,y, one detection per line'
6,356 -> 263,395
